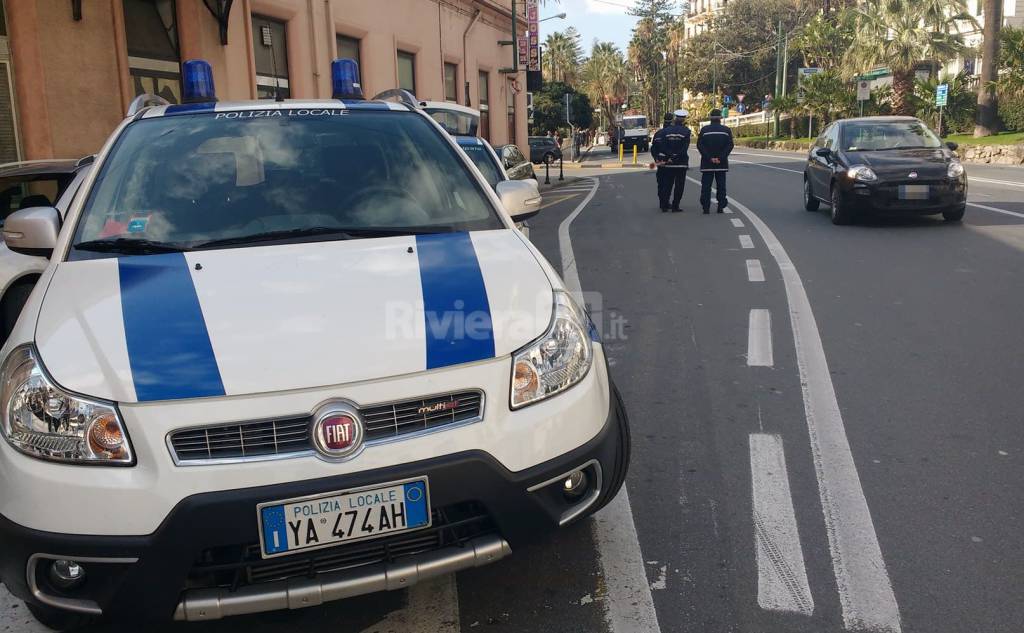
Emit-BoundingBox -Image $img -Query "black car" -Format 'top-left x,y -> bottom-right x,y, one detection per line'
803,116 -> 967,224
528,136 -> 562,164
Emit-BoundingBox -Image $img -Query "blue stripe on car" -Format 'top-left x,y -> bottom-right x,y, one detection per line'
415,232 -> 495,369
118,253 -> 225,401
339,100 -> 390,110
164,102 -> 217,116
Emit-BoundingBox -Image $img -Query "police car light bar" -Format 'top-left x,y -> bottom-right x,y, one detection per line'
332,59 -> 364,100
182,59 -> 217,104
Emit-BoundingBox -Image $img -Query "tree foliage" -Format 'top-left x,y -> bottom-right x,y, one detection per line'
581,41 -> 630,131
530,81 -> 593,135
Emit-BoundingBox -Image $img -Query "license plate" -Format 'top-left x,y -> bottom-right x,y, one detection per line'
257,477 -> 431,558
898,184 -> 929,200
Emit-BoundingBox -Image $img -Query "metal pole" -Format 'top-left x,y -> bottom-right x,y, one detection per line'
559,155 -> 564,181
938,104 -> 944,137
545,158 -> 550,184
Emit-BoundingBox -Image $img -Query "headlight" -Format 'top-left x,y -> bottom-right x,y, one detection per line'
510,291 -> 593,409
846,165 -> 878,182
0,346 -> 133,464
948,161 -> 965,178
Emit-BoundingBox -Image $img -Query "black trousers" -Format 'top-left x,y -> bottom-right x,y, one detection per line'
700,171 -> 728,210
657,167 -> 687,209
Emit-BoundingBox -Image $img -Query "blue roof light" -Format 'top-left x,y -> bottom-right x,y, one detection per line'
332,59 -> 364,100
182,59 -> 217,104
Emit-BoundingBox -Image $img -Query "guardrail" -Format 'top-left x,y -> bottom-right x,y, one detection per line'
698,111 -> 791,128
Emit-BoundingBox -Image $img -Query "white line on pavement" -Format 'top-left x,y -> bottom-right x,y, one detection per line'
746,259 -> 765,282
732,159 -> 804,174
693,175 -> 905,632
557,178 -> 663,633
747,309 -> 774,367
358,575 -> 460,633
970,176 -> 1024,188
739,235 -> 755,249
731,218 -> 745,228
731,151 -> 805,161
966,201 -> 1024,220
750,433 -> 815,616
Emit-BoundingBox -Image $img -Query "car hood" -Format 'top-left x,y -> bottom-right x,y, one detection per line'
844,148 -> 950,179
35,230 -> 553,403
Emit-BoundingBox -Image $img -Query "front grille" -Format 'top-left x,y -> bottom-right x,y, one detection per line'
168,390 -> 483,464
185,502 -> 495,591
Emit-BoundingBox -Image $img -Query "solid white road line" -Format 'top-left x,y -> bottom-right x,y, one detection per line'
966,201 -> 1024,220
557,178 -> 663,633
359,575 -> 460,633
691,174 -> 904,632
731,159 -> 804,174
731,151 -> 805,161
747,309 -> 774,367
731,218 -> 745,228
746,259 -> 765,282
970,176 -> 1024,188
739,235 -> 755,249
750,433 -> 815,616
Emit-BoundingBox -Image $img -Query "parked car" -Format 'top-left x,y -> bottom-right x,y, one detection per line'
497,144 -> 537,181
0,157 -> 92,343
803,116 -> 967,225
528,136 -> 562,164
0,60 -> 629,630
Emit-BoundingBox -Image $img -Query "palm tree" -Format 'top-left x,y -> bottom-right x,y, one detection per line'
996,27 -> 1024,98
582,41 -> 629,131
846,0 -> 972,115
975,0 -> 1002,136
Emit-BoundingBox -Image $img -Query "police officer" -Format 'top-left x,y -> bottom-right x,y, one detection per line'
651,109 -> 691,212
697,108 -> 734,214
652,112 -> 673,210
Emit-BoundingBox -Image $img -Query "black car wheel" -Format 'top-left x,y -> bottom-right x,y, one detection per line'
803,177 -> 820,212
27,602 -> 94,632
830,184 -> 855,225
942,205 -> 965,222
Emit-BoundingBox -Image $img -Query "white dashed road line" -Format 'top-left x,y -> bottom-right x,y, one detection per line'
750,433 -> 814,616
966,201 -> 1024,220
731,218 -> 745,228
558,177 -> 663,633
747,309 -> 774,367
739,235 -> 755,249
746,259 -> 765,282
708,183 -> 904,633
969,176 -> 1024,188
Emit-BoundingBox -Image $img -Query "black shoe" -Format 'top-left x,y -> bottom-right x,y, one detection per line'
671,207 -> 682,213
702,207 -> 710,214
660,207 -> 669,213
717,206 -> 725,214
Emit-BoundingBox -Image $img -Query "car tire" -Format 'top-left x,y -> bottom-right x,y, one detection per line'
26,602 -> 94,632
942,205 -> 965,222
803,177 -> 820,211
830,184 -> 854,225
1,280 -> 35,347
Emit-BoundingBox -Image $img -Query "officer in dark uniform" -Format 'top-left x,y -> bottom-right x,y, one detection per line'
652,112 -> 673,210
651,109 -> 691,212
696,108 -> 734,214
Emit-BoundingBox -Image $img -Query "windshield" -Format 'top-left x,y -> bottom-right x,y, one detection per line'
424,108 -> 479,136
623,116 -> 648,129
841,120 -> 942,151
71,109 -> 501,256
459,142 -> 503,188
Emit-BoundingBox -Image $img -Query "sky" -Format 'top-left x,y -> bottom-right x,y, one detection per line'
537,0 -> 644,56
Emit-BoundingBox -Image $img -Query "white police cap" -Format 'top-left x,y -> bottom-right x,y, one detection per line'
674,109 -> 689,118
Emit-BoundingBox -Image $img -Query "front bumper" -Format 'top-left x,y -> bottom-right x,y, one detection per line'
843,177 -> 967,213
0,385 -> 626,622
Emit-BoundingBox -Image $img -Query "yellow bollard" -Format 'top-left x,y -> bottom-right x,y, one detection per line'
619,143 -> 624,162
633,144 -> 638,164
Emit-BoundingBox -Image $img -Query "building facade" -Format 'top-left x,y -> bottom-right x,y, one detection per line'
946,0 -> 1024,77
683,0 -> 726,40
0,0 -> 529,163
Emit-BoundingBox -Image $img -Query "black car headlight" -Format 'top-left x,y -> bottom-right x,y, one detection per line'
511,292 -> 593,409
0,346 -> 133,464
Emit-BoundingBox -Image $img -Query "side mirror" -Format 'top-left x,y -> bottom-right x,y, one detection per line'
946,141 -> 959,151
3,206 -> 61,258
496,179 -> 542,222
815,147 -> 832,158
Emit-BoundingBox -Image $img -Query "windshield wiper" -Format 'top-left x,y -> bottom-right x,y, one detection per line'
192,226 -> 451,250
74,237 -> 188,255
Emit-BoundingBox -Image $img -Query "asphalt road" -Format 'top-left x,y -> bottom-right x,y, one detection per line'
4,150 -> 1022,632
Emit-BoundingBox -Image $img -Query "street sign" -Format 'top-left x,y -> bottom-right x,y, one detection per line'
723,95 -> 733,105
936,83 -> 949,107
527,0 -> 539,72
797,68 -> 822,103
857,80 -> 871,101
722,106 -> 729,117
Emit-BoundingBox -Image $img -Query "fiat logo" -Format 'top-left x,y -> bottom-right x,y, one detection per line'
908,171 -> 918,179
311,404 -> 363,460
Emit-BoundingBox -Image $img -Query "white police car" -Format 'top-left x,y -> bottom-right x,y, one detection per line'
0,60 -> 629,629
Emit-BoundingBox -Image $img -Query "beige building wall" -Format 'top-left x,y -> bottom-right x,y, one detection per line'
3,0 -> 528,161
